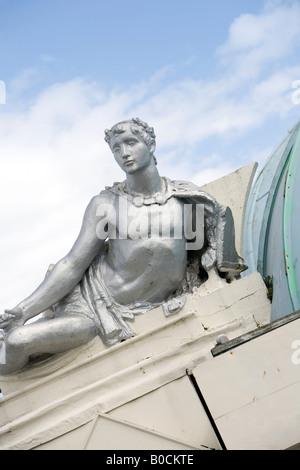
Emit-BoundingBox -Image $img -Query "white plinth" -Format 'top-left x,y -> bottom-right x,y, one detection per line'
0,272 -> 271,450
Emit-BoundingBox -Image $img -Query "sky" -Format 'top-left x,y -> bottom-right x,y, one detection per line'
1,0 -> 300,311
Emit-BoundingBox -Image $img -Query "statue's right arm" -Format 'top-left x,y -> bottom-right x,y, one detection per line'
4,193 -> 113,326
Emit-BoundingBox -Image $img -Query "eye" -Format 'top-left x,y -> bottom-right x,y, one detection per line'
128,141 -> 136,147
113,146 -> 120,154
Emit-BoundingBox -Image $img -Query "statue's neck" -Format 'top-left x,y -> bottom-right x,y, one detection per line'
125,165 -> 162,196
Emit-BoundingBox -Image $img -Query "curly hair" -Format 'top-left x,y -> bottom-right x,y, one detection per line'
104,118 -> 157,164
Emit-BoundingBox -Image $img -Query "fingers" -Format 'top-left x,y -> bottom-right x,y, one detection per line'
1,312 -> 14,321
1,308 -> 23,330
0,312 -> 15,330
4,308 -> 14,315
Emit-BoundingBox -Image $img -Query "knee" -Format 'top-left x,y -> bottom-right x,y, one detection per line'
5,327 -> 28,353
0,328 -> 30,375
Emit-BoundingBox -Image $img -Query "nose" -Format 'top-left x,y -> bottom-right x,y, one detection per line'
120,144 -> 130,159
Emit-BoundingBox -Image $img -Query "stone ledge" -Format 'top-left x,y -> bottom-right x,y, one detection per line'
0,271 -> 271,450
211,309 -> 300,357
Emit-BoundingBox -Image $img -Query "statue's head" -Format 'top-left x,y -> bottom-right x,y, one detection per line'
104,118 -> 157,165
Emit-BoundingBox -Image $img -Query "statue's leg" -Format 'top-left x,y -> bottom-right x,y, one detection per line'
0,314 -> 97,375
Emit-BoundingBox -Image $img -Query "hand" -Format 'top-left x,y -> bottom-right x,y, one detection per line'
0,307 -> 23,330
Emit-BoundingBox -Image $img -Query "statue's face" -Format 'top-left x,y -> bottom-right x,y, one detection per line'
110,123 -> 155,175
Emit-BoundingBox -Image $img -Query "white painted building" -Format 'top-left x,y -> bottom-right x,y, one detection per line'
1,123 -> 300,450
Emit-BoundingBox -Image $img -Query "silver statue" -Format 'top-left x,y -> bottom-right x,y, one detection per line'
0,118 -> 246,374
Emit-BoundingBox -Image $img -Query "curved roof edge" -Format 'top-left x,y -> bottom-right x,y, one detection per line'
242,119 -> 300,277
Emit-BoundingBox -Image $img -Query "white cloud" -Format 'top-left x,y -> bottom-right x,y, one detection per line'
218,0 -> 300,80
1,0 -> 300,311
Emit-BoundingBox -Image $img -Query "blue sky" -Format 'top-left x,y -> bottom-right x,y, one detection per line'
1,0 -> 265,87
1,0 -> 300,310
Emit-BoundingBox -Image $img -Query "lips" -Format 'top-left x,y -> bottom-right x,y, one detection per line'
124,160 -> 134,165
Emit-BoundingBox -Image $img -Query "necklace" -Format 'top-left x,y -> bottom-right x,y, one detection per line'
119,177 -> 169,207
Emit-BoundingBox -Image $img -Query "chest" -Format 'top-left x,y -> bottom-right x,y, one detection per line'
116,196 -> 185,239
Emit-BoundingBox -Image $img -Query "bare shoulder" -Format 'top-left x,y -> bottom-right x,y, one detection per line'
69,190 -> 118,257
85,190 -> 117,215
